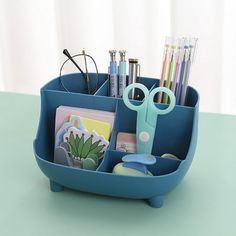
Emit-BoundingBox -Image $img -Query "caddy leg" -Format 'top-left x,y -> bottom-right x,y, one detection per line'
50,180 -> 64,192
148,195 -> 164,208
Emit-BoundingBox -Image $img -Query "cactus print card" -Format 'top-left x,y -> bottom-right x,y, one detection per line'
63,127 -> 109,160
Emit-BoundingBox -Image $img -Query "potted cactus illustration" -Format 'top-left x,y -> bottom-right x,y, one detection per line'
62,127 -> 109,169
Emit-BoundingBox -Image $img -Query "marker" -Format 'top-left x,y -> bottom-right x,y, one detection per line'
118,50 -> 127,98
108,50 -> 118,97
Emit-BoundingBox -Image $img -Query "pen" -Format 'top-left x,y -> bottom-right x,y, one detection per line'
118,50 -> 127,98
180,38 -> 198,105
128,58 -> 140,99
157,37 -> 171,103
171,39 -> 184,94
108,50 -> 118,97
163,44 -> 175,104
175,39 -> 189,105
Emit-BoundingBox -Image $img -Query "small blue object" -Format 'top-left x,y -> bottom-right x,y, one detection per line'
122,154 -> 156,174
122,153 -> 156,164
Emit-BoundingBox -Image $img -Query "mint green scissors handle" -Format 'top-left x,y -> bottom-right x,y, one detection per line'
123,83 -> 176,154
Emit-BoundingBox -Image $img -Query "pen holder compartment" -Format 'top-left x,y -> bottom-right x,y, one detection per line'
92,75 -> 156,99
44,73 -> 107,94
153,80 -> 199,107
112,98 -> 196,160
36,88 -> 117,162
94,80 -> 109,96
33,73 -> 199,208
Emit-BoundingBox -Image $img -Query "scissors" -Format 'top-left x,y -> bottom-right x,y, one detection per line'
123,83 -> 176,154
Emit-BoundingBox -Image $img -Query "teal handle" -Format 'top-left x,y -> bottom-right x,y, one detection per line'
123,83 -> 176,154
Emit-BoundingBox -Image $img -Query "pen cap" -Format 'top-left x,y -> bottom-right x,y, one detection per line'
164,37 -> 173,57
177,38 -> 186,64
172,38 -> 181,62
182,38 -> 190,62
165,36 -> 172,48
189,38 -> 198,63
169,39 -> 176,60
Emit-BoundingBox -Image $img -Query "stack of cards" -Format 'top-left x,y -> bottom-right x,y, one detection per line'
54,106 -> 115,170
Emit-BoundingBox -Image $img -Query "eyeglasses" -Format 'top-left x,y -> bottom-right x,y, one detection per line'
59,49 -> 99,94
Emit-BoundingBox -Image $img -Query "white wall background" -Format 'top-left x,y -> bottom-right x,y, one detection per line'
0,0 -> 235,114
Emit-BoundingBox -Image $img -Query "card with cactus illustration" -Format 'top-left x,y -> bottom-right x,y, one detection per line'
63,127 -> 109,160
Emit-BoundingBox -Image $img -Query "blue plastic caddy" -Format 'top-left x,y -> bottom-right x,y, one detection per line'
33,73 -> 199,208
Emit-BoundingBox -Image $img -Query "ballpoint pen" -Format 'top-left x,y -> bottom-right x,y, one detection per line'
108,50 -> 118,97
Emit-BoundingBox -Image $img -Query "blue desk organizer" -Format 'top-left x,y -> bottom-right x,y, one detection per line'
33,73 -> 199,208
